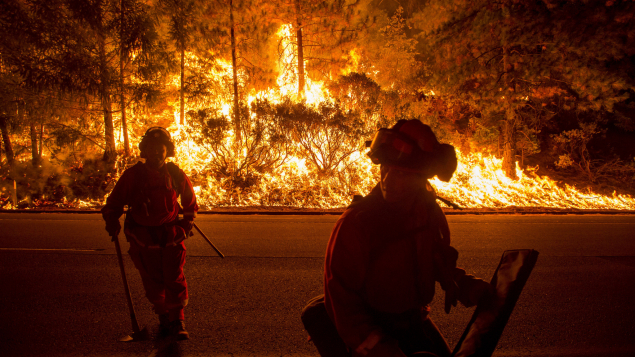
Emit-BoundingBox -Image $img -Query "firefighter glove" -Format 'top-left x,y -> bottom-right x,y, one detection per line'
105,219 -> 121,239
178,218 -> 194,235
456,275 -> 495,308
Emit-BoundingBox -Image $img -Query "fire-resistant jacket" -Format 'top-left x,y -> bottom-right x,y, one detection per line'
323,184 -> 484,351
102,162 -> 198,247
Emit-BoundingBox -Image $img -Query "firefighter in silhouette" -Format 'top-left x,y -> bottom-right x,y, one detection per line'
302,119 -> 493,357
102,127 -> 198,340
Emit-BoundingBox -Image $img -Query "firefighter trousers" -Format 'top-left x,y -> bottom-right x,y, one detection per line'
128,241 -> 188,321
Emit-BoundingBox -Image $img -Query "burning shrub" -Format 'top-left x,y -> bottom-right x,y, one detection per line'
181,101 -> 293,204
171,97 -> 381,208
551,122 -> 601,181
328,73 -> 383,121
271,98 -> 370,177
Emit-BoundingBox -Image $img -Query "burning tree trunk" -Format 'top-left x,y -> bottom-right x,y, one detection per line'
501,110 -> 517,178
500,2 -> 517,179
295,0 -> 305,98
0,115 -> 14,166
162,0 -> 193,127
230,0 -> 241,143
102,90 -> 116,163
99,37 -> 117,164
29,122 -> 41,166
180,47 -> 185,125
39,123 -> 43,162
120,74 -> 129,156
120,0 -> 130,156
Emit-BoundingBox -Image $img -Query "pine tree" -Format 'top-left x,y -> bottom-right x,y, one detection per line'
272,0 -> 371,100
196,0 -> 280,142
1,0 -> 161,166
413,0 -> 635,178
157,0 -> 198,126
0,65 -> 18,167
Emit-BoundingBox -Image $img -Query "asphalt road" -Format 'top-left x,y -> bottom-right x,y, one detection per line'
1,213 -> 635,357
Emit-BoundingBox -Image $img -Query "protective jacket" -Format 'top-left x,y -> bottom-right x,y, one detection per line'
102,162 -> 198,248
324,183 -> 484,351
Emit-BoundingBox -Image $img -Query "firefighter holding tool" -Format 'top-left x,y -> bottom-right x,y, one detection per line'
302,119 -> 494,357
102,127 -> 198,340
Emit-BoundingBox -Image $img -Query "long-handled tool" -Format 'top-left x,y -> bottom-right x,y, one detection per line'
112,232 -> 150,342
451,249 -> 539,357
193,223 -> 225,258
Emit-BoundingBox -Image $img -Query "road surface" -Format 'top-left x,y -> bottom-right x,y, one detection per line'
1,212 -> 634,356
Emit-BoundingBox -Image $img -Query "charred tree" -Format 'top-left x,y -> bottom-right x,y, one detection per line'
161,0 -> 195,126
0,115 -> 14,166
120,0 -> 130,156
501,110 -> 517,178
230,0 -> 241,143
39,123 -> 43,161
500,2 -> 517,179
99,36 -> 117,164
29,122 -> 41,166
180,46 -> 185,125
295,0 -> 305,98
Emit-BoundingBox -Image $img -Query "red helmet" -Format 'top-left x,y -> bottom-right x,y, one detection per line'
367,119 -> 457,181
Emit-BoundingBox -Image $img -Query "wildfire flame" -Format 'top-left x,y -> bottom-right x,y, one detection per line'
169,126 -> 635,210
157,25 -> 635,211
2,24 -> 634,212
431,152 -> 635,210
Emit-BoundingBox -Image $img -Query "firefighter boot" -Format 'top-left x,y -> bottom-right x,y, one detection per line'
171,320 -> 189,340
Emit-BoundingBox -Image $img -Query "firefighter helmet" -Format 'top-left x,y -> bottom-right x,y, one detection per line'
139,127 -> 176,157
367,119 -> 457,182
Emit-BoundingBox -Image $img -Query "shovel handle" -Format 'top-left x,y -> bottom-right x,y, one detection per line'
193,223 -> 225,258
113,233 -> 141,334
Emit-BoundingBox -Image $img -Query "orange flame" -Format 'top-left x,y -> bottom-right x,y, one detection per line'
432,151 -> 635,210
8,24 -> 626,212
152,24 -> 635,211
